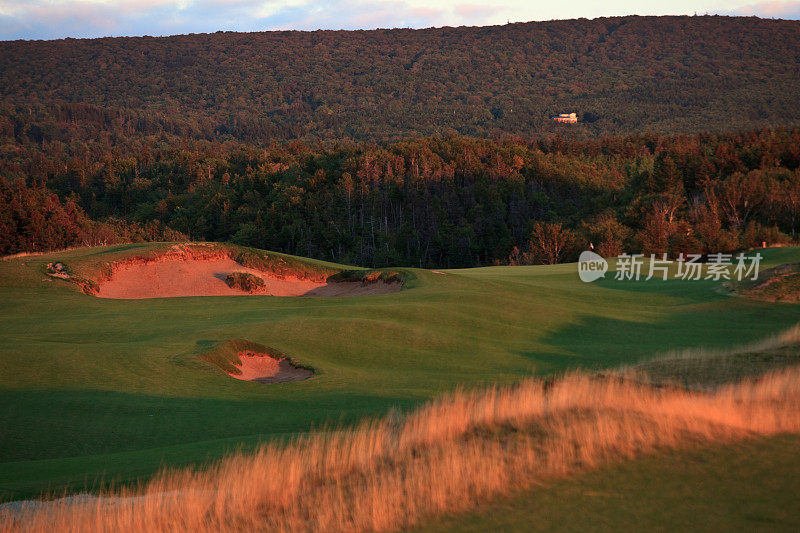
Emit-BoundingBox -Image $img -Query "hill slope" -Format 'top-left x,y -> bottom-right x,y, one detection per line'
2,16 -> 800,142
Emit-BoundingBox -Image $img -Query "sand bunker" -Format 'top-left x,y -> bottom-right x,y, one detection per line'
227,351 -> 313,383
95,257 -> 399,299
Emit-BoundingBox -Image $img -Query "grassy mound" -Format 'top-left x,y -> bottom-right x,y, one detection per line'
732,262 -> 800,302
327,269 -> 408,285
43,242 -> 348,293
622,326 -> 800,390
224,272 -> 266,294
25,242 -> 409,296
227,245 -> 340,282
631,345 -> 800,390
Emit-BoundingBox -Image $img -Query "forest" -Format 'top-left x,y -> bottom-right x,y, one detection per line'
2,16 -> 800,141
1,16 -> 799,265
2,128 -> 799,266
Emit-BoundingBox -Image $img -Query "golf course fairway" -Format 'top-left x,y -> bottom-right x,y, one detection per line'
1,243 -> 799,501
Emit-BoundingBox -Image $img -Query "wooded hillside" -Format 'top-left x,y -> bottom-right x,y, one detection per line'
2,16 -> 800,141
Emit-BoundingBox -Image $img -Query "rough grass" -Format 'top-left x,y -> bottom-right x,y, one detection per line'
328,269 -> 408,285
731,262 -> 800,302
227,245 -> 342,282
412,328 -> 800,532
224,272 -> 266,293
621,325 -> 800,390
4,359 -> 800,532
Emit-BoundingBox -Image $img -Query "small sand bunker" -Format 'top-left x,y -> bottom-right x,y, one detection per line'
95,257 -> 399,299
227,351 -> 313,383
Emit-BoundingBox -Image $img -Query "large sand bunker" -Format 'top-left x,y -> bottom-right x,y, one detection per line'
95,257 -> 400,299
226,350 -> 313,383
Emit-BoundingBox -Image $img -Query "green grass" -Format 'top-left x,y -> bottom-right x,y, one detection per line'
1,243 -> 799,500
413,434 -> 800,533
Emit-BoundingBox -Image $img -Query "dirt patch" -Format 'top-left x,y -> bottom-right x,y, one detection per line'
93,254 -> 400,299
227,351 -> 313,383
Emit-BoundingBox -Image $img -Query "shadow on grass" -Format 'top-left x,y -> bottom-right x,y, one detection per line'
0,387 -> 417,501
592,276 -> 726,301
521,307 -> 800,372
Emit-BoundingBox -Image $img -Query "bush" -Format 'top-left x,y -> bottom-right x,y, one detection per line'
225,272 -> 266,293
528,222 -> 579,265
327,269 -> 405,284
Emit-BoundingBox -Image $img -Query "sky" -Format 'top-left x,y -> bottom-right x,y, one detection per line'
1,0 -> 799,41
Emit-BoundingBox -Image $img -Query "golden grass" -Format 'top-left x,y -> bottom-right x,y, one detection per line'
0,246 -> 87,261
5,353 -> 800,531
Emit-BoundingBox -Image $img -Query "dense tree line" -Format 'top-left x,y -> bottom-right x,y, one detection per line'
2,127 -> 798,266
0,179 -> 186,255
1,16 -> 800,142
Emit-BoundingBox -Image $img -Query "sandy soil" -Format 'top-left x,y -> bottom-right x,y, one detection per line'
94,257 -> 399,299
227,351 -> 313,383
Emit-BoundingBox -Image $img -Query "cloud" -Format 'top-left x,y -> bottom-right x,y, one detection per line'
265,1 -> 445,31
454,3 -> 501,20
0,0 -> 507,39
1,0 -> 799,41
721,0 -> 800,18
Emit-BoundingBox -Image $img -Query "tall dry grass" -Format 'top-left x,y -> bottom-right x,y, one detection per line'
5,360 -> 800,531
